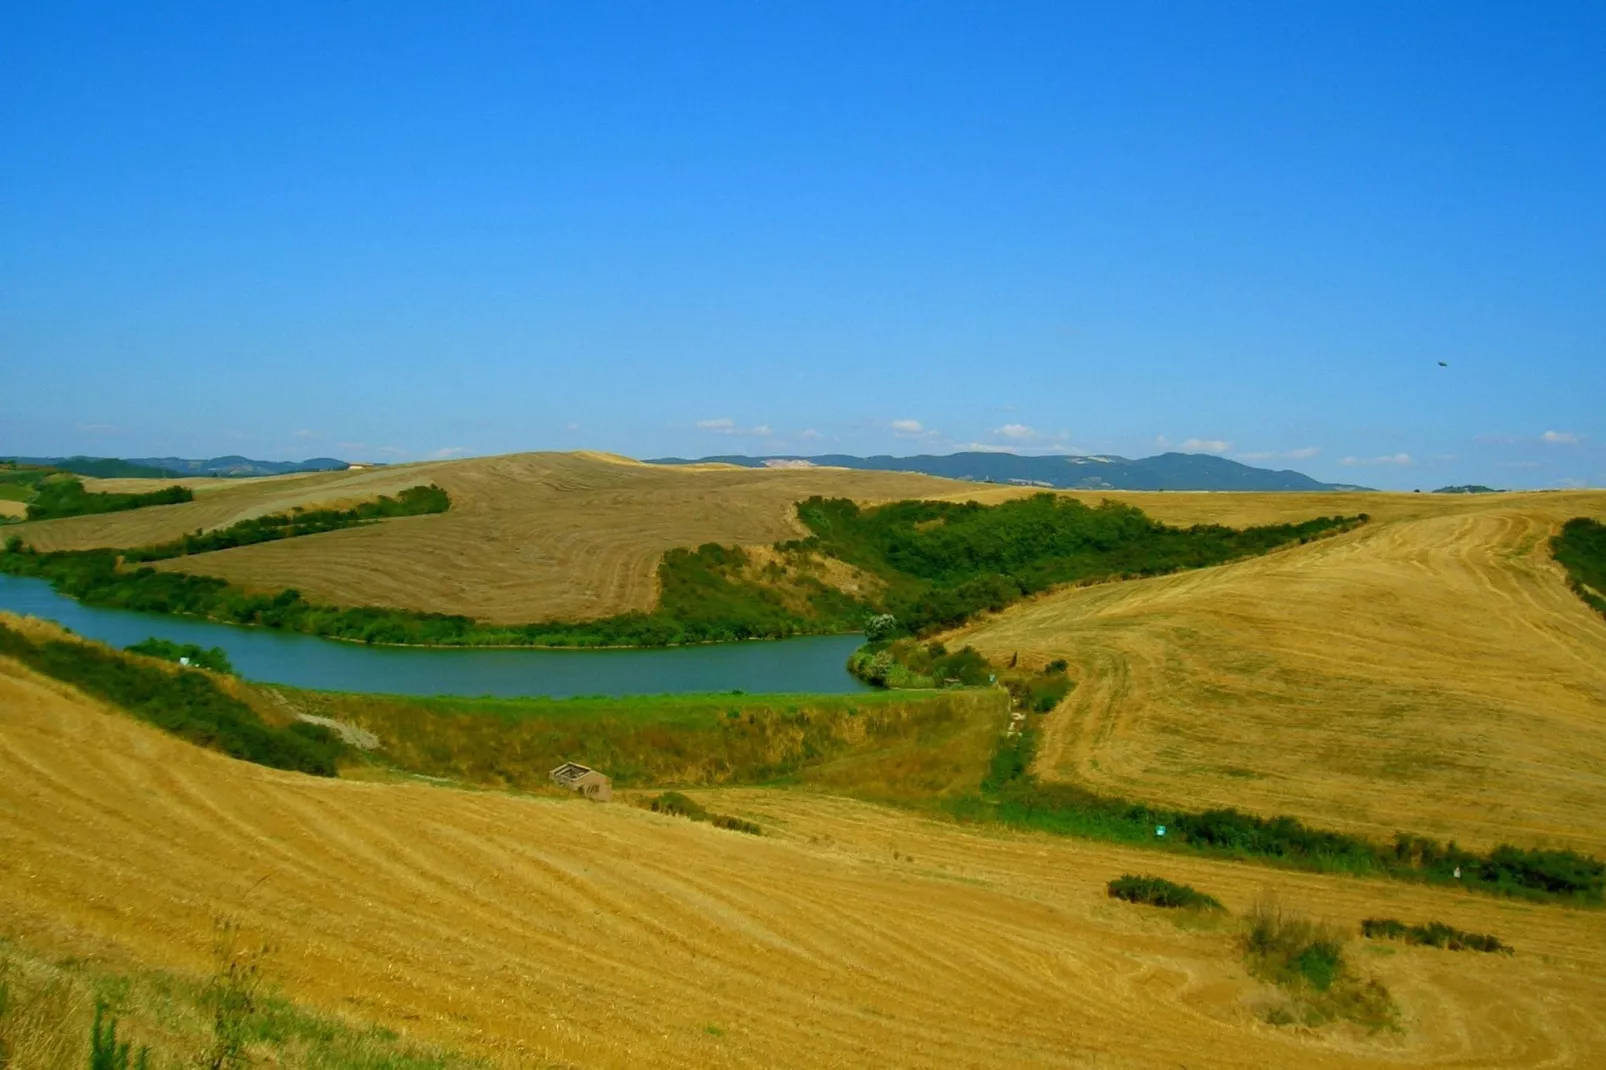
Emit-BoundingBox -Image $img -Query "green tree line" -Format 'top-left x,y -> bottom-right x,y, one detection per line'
26,477 -> 193,520
790,493 -> 1367,634
124,484 -> 451,562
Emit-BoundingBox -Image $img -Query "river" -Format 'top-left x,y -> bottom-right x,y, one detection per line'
0,575 -> 871,698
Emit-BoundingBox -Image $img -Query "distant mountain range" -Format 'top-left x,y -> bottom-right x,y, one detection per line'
4,455 -> 359,479
649,451 -> 1371,492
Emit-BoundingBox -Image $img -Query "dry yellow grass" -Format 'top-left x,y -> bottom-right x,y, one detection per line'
5,660 -> 1606,1068
11,452 -> 994,623
948,490 -> 1606,855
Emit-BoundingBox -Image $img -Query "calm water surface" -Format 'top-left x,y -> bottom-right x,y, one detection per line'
0,574 -> 871,698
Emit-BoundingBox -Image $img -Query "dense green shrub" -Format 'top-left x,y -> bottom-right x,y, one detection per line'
790,493 -> 1366,635
26,477 -> 192,520
644,791 -> 762,834
1552,517 -> 1606,619
124,484 -> 451,562
1361,918 -> 1512,954
1107,874 -> 1222,910
1240,898 -> 1396,1031
125,636 -> 235,674
0,622 -> 342,776
961,717 -> 1604,904
91,1002 -> 151,1070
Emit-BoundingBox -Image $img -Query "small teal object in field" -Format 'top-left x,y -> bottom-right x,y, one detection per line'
1156,825 -> 1166,837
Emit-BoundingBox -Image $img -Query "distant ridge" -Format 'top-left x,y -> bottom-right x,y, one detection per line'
4,455 -> 360,478
647,451 -> 1369,492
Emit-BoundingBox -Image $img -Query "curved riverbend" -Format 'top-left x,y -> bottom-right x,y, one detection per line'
0,575 -> 870,698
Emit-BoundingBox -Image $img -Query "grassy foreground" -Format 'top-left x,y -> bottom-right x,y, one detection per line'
0,935 -> 476,1069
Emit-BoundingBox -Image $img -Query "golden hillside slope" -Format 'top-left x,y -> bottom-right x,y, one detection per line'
949,491 -> 1606,854
4,660 -> 1605,1068
10,452 -> 987,623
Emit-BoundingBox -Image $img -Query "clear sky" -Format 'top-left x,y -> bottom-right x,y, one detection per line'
3,2 -> 1602,489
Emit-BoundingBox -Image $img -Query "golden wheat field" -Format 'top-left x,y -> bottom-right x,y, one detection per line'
3,657 -> 1605,1068
949,489 -> 1606,856
11,452 -> 986,623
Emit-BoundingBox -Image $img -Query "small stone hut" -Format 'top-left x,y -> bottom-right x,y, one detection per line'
550,761 -> 611,802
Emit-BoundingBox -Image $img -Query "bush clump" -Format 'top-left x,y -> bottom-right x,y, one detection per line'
1243,898 -> 1396,1029
125,636 -> 234,674
644,792 -> 761,835
1552,517 -> 1606,620
1107,874 -> 1222,910
1361,918 -> 1512,954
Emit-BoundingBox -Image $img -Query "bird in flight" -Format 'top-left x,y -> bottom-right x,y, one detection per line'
1438,361 -> 1449,367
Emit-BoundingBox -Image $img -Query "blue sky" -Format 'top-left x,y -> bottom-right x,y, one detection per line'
3,2 -> 1602,489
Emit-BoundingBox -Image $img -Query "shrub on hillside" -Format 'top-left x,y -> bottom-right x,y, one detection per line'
1243,898 -> 1396,1029
125,636 -> 234,674
0,622 -> 342,776
1107,875 -> 1222,910
643,792 -> 761,834
1361,918 -> 1512,954
25,477 -> 192,521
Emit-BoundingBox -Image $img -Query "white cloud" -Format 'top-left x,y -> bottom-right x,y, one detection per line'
696,418 -> 773,437
799,428 -> 823,440
374,446 -> 410,457
1235,446 -> 1320,463
952,442 -> 1022,453
1556,477 -> 1588,488
565,422 -> 580,431
1154,435 -> 1172,449
1181,438 -> 1231,454
292,429 -> 318,440
890,418 -> 933,437
994,424 -> 1038,440
1542,430 -> 1582,444
430,446 -> 470,459
1341,453 -> 1412,466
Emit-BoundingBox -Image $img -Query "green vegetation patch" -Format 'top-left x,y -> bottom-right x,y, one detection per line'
0,622 -> 342,776
789,493 -> 1366,635
1106,875 -> 1222,911
277,685 -> 999,792
954,714 -> 1605,905
1360,918 -> 1513,954
123,484 -> 450,563
124,636 -> 235,674
25,477 -> 193,521
1553,517 -> 1606,620
643,791 -> 762,834
0,932 -> 477,1069
1242,899 -> 1396,1030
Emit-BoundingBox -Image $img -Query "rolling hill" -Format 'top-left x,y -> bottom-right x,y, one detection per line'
650,450 -> 1372,492
4,652 -> 1605,1067
7,452 -> 1007,623
946,489 -> 1606,855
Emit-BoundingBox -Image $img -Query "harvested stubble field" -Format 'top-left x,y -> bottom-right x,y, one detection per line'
4,659 -> 1605,1068
948,490 -> 1606,856
10,452 -> 986,623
